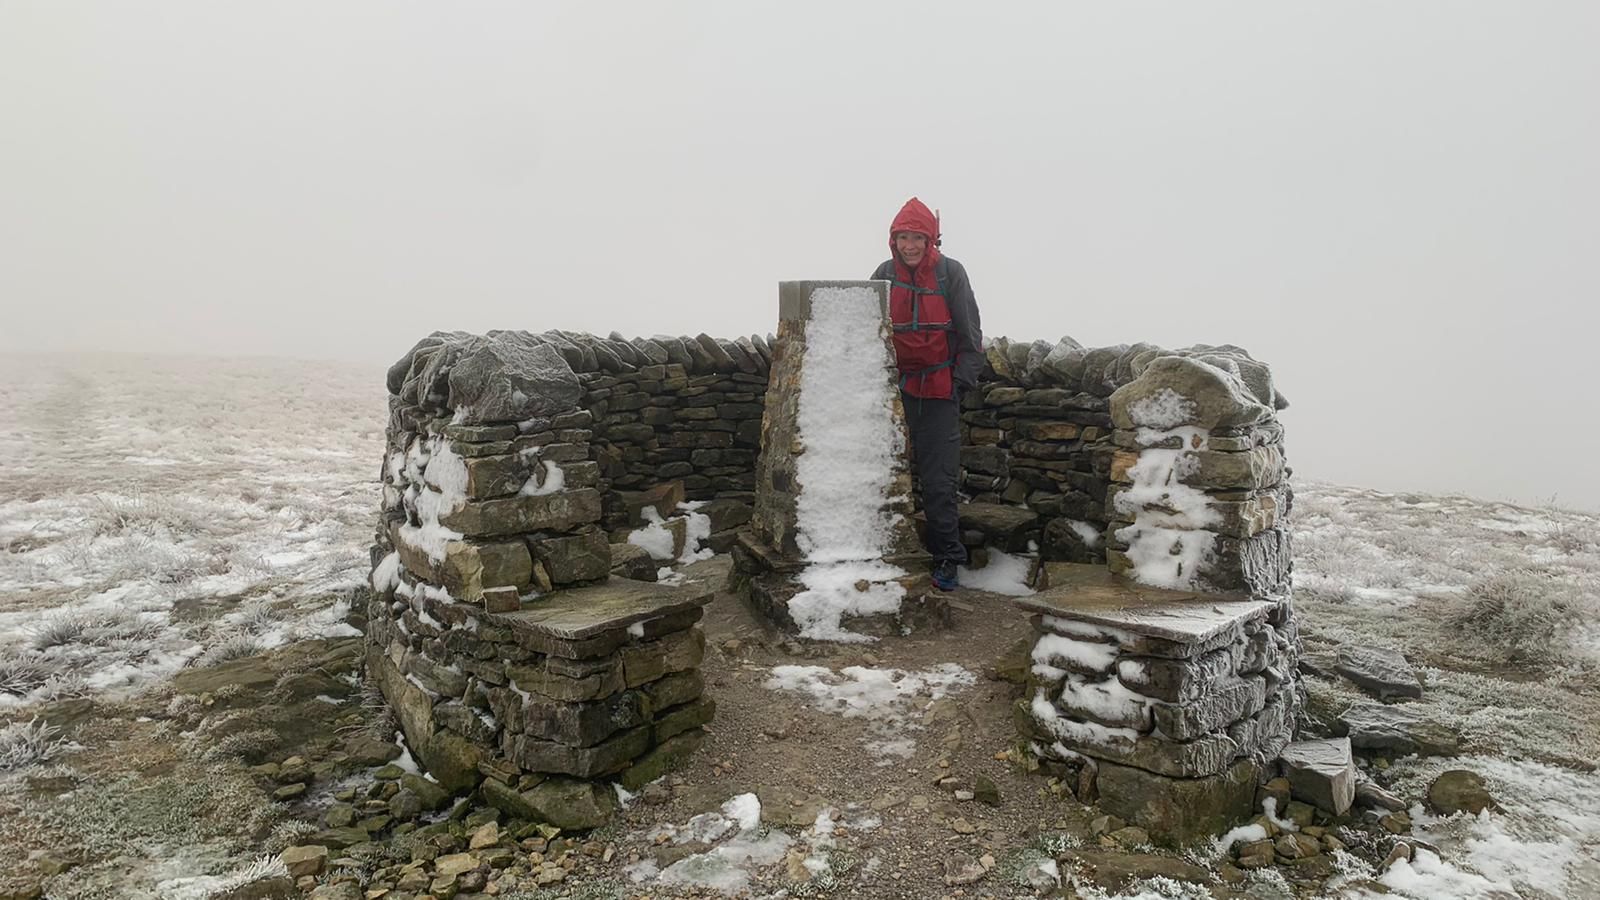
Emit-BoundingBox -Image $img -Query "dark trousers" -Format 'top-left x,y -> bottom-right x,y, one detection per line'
903,391 -> 966,565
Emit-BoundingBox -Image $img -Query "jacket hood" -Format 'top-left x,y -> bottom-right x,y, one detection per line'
889,197 -> 941,267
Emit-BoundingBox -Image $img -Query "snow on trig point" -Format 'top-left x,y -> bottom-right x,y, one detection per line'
730,280 -> 947,643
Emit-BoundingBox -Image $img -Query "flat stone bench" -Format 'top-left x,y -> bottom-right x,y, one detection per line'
1010,563 -> 1299,845
368,573 -> 716,829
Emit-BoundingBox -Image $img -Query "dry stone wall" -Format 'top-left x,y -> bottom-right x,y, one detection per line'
370,330 -> 755,826
955,336 -> 1291,595
370,327 -> 1298,841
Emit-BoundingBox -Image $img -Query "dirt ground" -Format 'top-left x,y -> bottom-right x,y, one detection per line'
592,556 -> 1099,899
1,558 -> 1324,900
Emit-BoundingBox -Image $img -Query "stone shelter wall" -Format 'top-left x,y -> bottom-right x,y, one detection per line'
956,336 -> 1292,597
369,327 -> 1297,839
367,330 -> 736,827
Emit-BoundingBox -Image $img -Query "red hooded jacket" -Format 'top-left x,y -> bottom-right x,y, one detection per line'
875,198 -> 981,400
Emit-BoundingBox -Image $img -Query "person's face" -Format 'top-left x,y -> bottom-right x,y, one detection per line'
895,231 -> 929,267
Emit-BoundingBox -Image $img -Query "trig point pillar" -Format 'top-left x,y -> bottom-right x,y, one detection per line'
730,280 -> 946,641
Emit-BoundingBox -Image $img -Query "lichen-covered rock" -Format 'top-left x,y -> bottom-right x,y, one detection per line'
1427,769 -> 1496,815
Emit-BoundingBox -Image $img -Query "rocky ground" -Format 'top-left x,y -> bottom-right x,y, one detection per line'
2,356 -> 1598,899
8,549 -> 1581,899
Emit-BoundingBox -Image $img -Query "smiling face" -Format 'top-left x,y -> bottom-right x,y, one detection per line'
894,230 -> 930,268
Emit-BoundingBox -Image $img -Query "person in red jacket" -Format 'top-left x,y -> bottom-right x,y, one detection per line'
871,197 -> 984,591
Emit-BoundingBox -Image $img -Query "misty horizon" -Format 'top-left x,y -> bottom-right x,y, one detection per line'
3,2 -> 1597,510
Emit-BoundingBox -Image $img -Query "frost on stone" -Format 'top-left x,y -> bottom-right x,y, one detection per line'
399,437 -> 467,564
628,504 -> 716,570
1030,689 -> 1139,748
1068,520 -> 1102,548
441,334 -> 583,424
1032,633 -> 1118,676
1128,388 -> 1198,430
627,508 -> 678,561
649,792 -> 793,894
1113,433 -> 1222,591
787,561 -> 907,643
370,552 -> 401,593
785,286 -> 910,642
1110,354 -> 1271,432
519,459 -> 566,496
679,503 -> 714,563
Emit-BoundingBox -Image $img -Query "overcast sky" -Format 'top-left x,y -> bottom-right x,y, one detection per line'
2,2 -> 1597,509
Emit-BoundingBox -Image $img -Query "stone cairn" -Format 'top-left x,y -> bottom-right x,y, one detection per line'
369,330 -> 761,827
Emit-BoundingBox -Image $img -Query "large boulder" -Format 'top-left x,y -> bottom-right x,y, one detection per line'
1110,356 -> 1272,431
1427,770 -> 1497,815
447,336 -> 582,424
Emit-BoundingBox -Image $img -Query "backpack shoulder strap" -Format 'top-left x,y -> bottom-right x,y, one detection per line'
936,256 -> 950,297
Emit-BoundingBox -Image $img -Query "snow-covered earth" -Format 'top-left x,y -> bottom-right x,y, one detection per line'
1,353 -> 1598,899
0,353 -> 378,711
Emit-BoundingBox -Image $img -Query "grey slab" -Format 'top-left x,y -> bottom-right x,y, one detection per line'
1013,563 -> 1270,645
493,577 -> 713,640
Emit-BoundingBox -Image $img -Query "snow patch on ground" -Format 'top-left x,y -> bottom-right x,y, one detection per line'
1362,755 -> 1600,898
764,663 -> 976,762
957,549 -> 1036,596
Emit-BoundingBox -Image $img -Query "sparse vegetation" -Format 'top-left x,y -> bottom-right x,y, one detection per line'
199,632 -> 264,666
1448,568 -> 1579,663
26,612 -> 90,650
0,652 -> 60,696
0,718 -> 70,770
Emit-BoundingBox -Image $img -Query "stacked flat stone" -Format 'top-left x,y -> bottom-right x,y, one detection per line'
1012,565 -> 1299,846
734,281 -> 933,636
380,415 -> 610,607
384,328 -> 773,547
991,345 -> 1299,846
953,338 -> 1289,571
366,575 -> 715,828
581,361 -> 766,535
370,330 -> 732,828
958,384 -> 1114,564
1104,354 -> 1292,597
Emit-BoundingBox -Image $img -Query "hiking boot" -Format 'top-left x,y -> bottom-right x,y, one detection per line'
931,560 -> 959,592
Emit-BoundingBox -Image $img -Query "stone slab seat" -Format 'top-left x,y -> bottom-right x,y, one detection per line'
733,530 -> 931,576
490,577 -> 715,659
1012,563 -> 1270,647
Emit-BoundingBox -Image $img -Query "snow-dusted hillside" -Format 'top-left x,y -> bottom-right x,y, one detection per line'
0,354 -> 379,713
0,354 -> 1597,899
